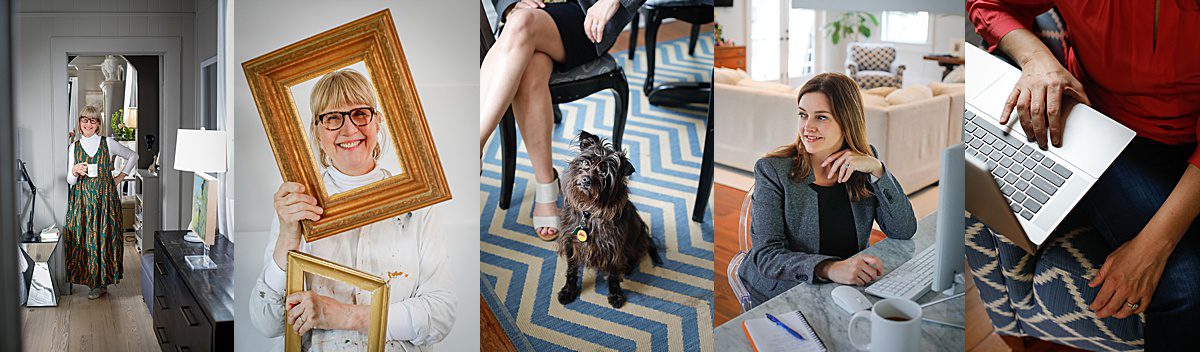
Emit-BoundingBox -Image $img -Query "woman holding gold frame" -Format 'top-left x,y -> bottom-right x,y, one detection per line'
247,70 -> 457,351
479,0 -> 645,241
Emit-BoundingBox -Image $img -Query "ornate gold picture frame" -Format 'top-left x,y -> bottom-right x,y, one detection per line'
243,9 -> 451,242
285,251 -> 389,352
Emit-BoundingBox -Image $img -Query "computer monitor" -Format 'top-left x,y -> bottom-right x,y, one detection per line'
933,143 -> 965,292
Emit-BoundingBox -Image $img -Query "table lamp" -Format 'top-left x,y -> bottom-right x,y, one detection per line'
173,128 -> 227,269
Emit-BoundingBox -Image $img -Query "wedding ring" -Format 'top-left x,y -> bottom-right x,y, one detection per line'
1125,301 -> 1139,310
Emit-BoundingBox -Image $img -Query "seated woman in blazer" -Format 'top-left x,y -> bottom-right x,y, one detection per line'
738,73 -> 918,307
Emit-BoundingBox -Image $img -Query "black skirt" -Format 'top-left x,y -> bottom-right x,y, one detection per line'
542,1 -> 600,71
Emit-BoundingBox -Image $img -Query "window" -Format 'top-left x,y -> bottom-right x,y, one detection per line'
881,11 -> 929,45
748,0 -> 782,81
787,8 -> 816,78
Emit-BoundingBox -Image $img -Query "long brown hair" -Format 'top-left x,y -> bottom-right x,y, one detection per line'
765,73 -> 873,201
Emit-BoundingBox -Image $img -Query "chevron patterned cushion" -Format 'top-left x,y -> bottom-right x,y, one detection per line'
965,217 -> 1145,351
854,71 -> 902,90
850,43 -> 897,72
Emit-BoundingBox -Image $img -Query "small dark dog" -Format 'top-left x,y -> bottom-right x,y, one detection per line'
557,131 -> 662,308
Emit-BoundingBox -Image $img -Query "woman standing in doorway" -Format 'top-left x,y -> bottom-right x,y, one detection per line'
64,105 -> 139,300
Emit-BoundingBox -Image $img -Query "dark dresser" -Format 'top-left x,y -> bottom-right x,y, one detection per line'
153,230 -> 234,351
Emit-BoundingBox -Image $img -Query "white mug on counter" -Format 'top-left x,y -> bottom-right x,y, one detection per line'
849,298 -> 922,352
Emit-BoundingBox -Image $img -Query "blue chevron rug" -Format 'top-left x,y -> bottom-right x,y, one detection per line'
481,33 -> 714,351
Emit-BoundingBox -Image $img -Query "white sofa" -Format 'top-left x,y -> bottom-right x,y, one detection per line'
715,69 -> 964,194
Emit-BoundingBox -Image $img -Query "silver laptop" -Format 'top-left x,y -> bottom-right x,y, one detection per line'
963,44 -> 1135,247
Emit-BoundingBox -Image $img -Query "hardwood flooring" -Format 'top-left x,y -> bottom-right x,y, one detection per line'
21,234 -> 157,352
480,295 -> 518,352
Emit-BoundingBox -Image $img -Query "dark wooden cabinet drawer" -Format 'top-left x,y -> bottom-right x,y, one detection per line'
153,231 -> 234,352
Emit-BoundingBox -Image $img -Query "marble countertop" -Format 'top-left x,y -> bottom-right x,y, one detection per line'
715,214 -> 965,352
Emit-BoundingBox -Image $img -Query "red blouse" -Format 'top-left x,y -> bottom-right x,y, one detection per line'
969,0 -> 1200,168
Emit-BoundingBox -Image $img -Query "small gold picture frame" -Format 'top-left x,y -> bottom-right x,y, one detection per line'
243,9 -> 451,242
285,251 -> 389,352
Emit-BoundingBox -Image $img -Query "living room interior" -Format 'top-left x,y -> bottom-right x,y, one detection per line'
13,0 -> 232,351
712,0 -> 965,327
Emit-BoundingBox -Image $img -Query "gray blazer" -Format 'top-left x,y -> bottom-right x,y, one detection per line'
492,0 -> 646,56
739,146 -> 917,306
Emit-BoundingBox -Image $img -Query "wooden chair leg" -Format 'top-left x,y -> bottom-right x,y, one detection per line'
611,71 -> 630,152
628,11 -> 640,60
499,109 -> 517,210
693,92 -> 714,222
688,23 -> 700,56
642,9 -> 661,96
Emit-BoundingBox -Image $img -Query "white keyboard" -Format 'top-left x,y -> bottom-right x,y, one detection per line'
864,246 -> 935,301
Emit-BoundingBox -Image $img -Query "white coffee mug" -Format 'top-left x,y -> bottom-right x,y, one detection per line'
86,164 -> 98,178
849,298 -> 922,352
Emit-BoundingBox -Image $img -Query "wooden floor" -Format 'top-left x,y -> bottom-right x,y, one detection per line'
712,184 -> 745,327
21,234 -> 158,352
479,20 -> 711,349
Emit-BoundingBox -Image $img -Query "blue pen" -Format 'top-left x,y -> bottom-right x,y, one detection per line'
766,313 -> 806,341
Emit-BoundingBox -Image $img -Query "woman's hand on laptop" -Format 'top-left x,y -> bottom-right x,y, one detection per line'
997,28 -> 1092,150
1087,235 -> 1171,319
817,255 -> 885,286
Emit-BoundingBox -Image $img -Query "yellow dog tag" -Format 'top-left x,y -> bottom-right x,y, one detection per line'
575,228 -> 589,242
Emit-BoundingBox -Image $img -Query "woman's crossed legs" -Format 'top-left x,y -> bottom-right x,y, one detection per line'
480,8 -> 567,237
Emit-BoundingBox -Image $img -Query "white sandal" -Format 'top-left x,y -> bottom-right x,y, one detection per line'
532,171 -> 561,241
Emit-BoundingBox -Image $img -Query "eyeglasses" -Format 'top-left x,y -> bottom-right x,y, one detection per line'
316,107 -> 375,131
80,117 -> 100,124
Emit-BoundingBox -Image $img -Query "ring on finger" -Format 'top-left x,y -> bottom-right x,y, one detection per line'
1125,300 -> 1139,311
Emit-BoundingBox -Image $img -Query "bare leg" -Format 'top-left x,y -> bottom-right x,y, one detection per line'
479,8 -> 568,155
511,52 -> 558,236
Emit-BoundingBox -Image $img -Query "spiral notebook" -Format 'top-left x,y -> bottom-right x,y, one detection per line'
741,310 -> 826,352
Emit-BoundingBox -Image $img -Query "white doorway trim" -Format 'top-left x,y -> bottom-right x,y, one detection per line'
50,36 -> 185,231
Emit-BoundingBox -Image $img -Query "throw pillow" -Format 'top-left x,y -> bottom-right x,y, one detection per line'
885,85 -> 934,105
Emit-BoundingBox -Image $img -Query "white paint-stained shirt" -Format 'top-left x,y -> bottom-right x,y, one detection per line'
248,164 -> 456,351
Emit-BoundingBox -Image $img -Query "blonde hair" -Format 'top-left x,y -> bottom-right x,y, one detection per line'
766,73 -> 873,201
308,69 -> 384,168
76,105 -> 103,140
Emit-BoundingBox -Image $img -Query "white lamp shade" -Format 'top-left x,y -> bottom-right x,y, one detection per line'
124,107 -> 138,129
174,129 -> 228,173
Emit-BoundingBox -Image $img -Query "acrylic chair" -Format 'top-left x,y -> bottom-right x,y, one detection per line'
727,183 -> 755,312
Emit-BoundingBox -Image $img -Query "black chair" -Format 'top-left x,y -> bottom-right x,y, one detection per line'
635,0 -> 714,106
482,3 -> 631,210
627,0 -> 703,60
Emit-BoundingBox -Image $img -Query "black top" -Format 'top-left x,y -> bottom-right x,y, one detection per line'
809,183 -> 858,259
156,230 -> 235,323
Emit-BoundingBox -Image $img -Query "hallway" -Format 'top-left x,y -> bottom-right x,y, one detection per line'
21,235 -> 157,352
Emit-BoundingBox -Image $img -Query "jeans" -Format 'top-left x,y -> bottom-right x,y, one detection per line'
1075,137 -> 1200,350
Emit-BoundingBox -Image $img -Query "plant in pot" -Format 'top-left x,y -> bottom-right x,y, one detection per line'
110,109 -> 136,141
823,11 -> 878,45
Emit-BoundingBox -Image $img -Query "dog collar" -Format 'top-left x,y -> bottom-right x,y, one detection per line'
573,211 -> 591,242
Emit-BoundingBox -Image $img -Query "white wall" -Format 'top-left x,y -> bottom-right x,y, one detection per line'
716,2 -> 747,46
232,1 -> 479,351
16,0 -> 198,232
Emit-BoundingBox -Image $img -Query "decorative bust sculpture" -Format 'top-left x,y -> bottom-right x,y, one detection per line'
101,55 -> 125,82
